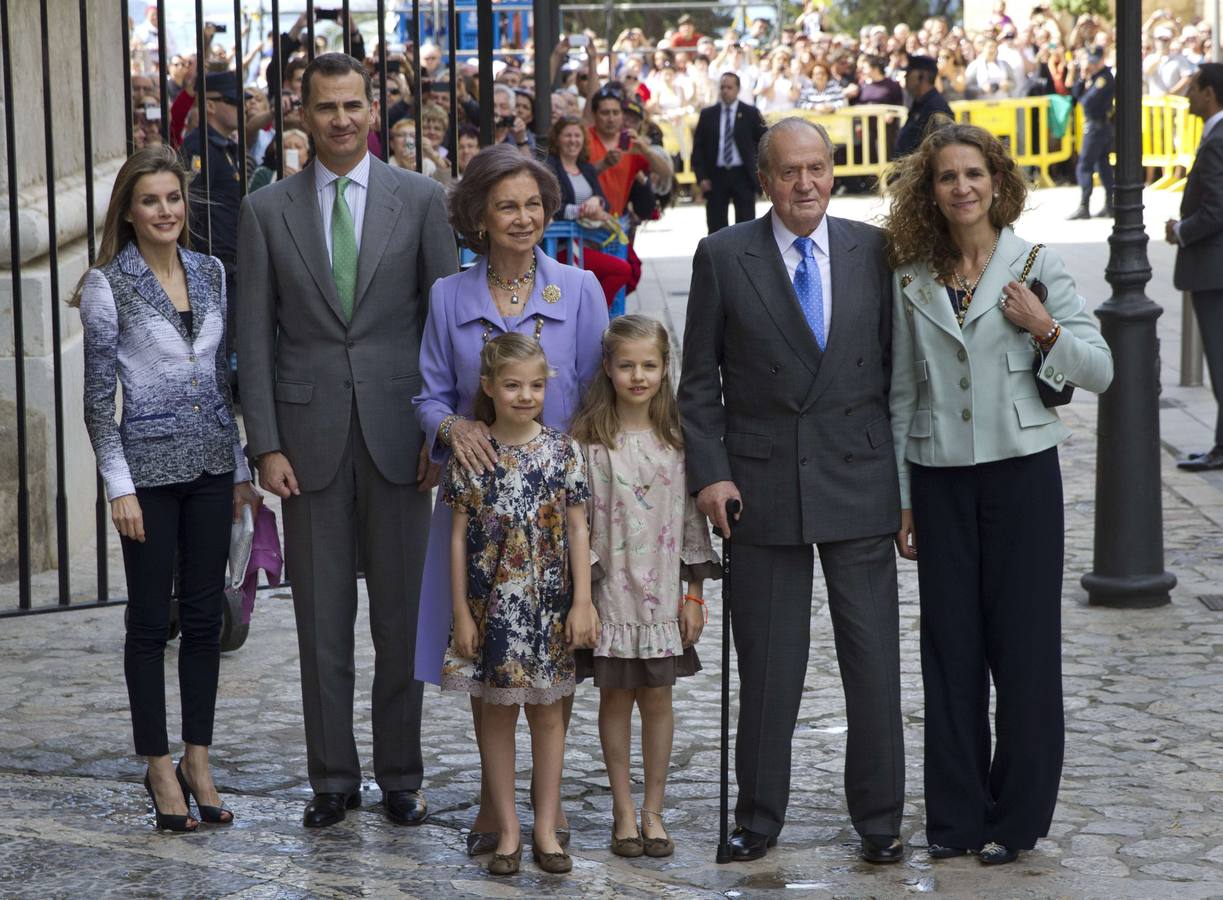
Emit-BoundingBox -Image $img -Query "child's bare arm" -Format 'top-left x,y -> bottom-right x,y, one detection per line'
565,503 -> 600,649
680,579 -> 706,648
450,510 -> 479,658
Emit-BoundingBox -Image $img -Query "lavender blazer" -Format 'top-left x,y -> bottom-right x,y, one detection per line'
411,246 -> 608,683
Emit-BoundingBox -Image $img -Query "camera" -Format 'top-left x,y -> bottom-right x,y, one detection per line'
498,115 -> 516,128
206,21 -> 227,33
315,8 -> 341,21
386,59 -> 401,74
618,130 -> 632,151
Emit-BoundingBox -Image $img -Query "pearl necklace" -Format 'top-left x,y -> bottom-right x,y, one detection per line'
487,258 -> 537,305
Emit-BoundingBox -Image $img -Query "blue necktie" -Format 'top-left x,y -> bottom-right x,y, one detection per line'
722,105 -> 734,167
792,237 -> 825,350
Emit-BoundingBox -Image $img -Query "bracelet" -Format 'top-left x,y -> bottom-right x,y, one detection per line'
517,140 -> 529,147
682,594 -> 708,624
1037,322 -> 1061,350
438,414 -> 461,447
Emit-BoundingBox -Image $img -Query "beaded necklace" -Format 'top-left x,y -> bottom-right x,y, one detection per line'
487,257 -> 538,305
949,229 -> 1001,327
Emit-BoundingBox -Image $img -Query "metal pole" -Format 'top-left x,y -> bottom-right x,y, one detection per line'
80,0 -> 109,605
1181,292 -> 1204,386
122,0 -> 135,154
1211,0 -> 1221,63
156,0 -> 170,143
446,0 -> 458,178
272,0 -> 284,180
343,0 -> 352,57
195,0 -> 212,254
533,0 -> 559,142
1081,0 -> 1176,608
307,0 -> 316,59
234,0 -> 248,195
1,0 -> 31,609
39,0 -> 71,605
378,0 -> 389,160
478,0 -> 494,146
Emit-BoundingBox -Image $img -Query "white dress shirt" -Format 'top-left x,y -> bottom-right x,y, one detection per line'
718,100 -> 743,168
315,153 -> 370,263
772,209 -> 832,338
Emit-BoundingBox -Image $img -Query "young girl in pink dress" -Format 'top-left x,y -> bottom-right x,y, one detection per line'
570,315 -> 720,858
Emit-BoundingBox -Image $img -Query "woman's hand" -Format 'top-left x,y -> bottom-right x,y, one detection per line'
233,480 -> 262,522
565,601 -> 601,649
579,196 -> 605,219
452,609 -> 480,659
895,508 -> 917,560
679,597 -> 705,647
448,418 -> 499,475
111,495 -> 145,543
999,279 -> 1054,337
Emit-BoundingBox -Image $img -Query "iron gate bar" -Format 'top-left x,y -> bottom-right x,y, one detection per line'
38,0 -> 71,606
307,0 -> 316,61
271,0 -> 284,180
446,0 -> 457,178
79,0 -> 109,606
234,0 -> 248,195
477,0 -> 493,146
377,0 -> 389,162
121,0 -> 134,154
157,0 -> 169,143
343,0 -> 352,57
195,0 -> 212,254
1,0 -> 32,611
414,0 -> 424,173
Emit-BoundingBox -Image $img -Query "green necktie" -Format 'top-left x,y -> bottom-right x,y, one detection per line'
331,175 -> 357,322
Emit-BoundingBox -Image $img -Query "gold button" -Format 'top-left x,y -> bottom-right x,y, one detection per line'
193,404 -> 201,413
959,376 -> 970,389
191,378 -> 198,386
962,409 -> 972,421
189,355 -> 196,363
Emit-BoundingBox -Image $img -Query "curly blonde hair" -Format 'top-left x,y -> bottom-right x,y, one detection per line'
881,122 -> 1028,279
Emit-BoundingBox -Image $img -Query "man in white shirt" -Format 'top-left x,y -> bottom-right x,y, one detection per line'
132,5 -> 177,69
1143,26 -> 1197,96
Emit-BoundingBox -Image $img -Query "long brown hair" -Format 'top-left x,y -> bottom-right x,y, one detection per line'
68,145 -> 191,307
881,121 -> 1027,279
569,315 -> 682,450
473,333 -> 551,425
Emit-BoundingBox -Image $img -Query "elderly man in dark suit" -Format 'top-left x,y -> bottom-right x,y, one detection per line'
678,117 -> 905,864
1169,63 -> 1223,470
692,72 -> 770,234
237,53 -> 457,828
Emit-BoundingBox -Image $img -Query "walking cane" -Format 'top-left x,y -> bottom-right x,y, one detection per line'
715,498 -> 741,864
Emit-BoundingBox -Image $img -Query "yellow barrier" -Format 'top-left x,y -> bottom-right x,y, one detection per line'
950,96 -> 1073,187
765,105 -> 907,178
1072,94 -> 1204,191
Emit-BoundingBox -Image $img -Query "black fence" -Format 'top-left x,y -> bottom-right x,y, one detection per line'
2,0 -> 559,616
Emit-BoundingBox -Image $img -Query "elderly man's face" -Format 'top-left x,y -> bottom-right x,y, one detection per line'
759,125 -> 834,237
421,47 -> 441,71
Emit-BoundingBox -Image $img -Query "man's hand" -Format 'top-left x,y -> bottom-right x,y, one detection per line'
698,178 -> 713,193
257,451 -> 301,499
1166,218 -> 1180,245
603,147 -> 624,169
417,443 -> 441,492
895,508 -> 917,560
696,480 -> 742,538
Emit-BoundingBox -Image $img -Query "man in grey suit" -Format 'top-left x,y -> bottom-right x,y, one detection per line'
237,53 -> 458,828
678,117 -> 905,864
1168,62 -> 1223,471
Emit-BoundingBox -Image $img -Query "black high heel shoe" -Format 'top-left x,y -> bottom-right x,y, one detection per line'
176,762 -> 234,825
144,770 -> 198,832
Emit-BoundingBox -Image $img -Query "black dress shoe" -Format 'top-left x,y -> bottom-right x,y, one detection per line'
727,826 -> 777,862
979,841 -> 1020,865
384,789 -> 428,825
1178,448 -> 1223,471
303,792 -> 360,828
861,834 -> 904,863
927,843 -> 970,859
1066,205 -> 1091,220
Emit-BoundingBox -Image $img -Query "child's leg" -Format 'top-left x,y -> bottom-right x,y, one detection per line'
479,702 -> 522,855
524,700 -> 566,854
598,687 -> 639,837
636,685 -> 674,839
470,696 -> 498,833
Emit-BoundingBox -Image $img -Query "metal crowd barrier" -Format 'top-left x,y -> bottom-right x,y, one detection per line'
1072,93 -> 1204,192
950,96 -> 1074,187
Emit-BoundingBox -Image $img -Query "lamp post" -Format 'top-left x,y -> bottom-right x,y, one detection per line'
1081,0 -> 1176,608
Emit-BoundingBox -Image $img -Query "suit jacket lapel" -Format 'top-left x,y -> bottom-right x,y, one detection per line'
282,163 -> 347,325
800,217 -> 856,411
903,268 -> 961,341
739,212 -> 822,376
353,157 -> 405,311
119,242 -> 191,341
180,249 -> 213,344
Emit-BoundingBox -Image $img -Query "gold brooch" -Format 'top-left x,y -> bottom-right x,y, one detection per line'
542,284 -> 561,304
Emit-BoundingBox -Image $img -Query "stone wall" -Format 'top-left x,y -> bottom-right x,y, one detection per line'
0,0 -> 127,584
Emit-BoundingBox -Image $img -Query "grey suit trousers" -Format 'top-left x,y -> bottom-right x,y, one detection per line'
730,536 -> 904,838
1192,290 -> 1223,450
281,405 -> 430,794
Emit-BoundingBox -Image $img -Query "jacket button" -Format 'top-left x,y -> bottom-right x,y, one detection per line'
959,376 -> 970,389
844,453 -> 854,463
962,408 -> 972,421
188,355 -> 196,363
191,377 -> 198,387
346,339 -> 355,349
856,358 -> 865,367
771,365 -> 779,374
193,404 -> 201,413
844,406 -> 853,415
957,348 -> 967,362
343,379 -> 352,389
1044,366 -> 1054,378
800,457 -> 808,466
1054,373 -> 1064,383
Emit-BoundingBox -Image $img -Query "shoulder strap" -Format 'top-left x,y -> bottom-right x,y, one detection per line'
1019,243 -> 1044,282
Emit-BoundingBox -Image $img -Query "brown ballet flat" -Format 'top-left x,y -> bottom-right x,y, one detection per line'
611,827 -> 645,858
532,844 -> 573,874
641,808 -> 674,858
487,843 -> 522,875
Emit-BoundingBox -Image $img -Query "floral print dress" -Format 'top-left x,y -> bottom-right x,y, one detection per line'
441,426 -> 590,705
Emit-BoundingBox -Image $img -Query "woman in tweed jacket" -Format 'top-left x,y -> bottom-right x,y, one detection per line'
74,146 -> 260,832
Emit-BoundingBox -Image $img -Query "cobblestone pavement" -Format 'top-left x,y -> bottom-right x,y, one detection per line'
3,189 -> 1223,898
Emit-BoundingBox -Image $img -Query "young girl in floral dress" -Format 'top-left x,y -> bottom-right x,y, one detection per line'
569,315 -> 720,859
442,334 -> 600,876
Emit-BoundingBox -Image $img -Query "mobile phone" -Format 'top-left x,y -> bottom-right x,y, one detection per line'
618,130 -> 631,150
145,104 -> 162,121
284,148 -> 300,170
567,34 -> 590,48
315,8 -> 341,21
499,115 -> 516,128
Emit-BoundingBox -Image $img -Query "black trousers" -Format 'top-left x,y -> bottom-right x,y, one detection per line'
1192,290 -> 1223,450
121,471 -> 233,757
705,165 -> 757,234
911,448 -> 1064,851
1076,123 -> 1114,203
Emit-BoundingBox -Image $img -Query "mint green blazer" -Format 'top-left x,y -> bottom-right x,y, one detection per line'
889,228 -> 1114,507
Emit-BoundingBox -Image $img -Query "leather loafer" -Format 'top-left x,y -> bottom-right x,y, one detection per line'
928,843 -> 970,859
862,834 -> 904,864
384,789 -> 428,825
303,791 -> 360,828
1177,448 -> 1223,471
727,826 -> 777,862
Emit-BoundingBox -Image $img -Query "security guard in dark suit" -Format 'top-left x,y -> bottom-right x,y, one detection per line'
1068,47 -> 1115,220
181,71 -> 244,318
896,55 -> 953,157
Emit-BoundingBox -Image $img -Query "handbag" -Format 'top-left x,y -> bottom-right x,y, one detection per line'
1019,244 -> 1075,408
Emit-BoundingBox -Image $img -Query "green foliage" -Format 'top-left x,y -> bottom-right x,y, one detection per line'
1049,0 -> 1112,19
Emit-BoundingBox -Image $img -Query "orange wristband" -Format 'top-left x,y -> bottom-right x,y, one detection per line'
682,594 -> 708,624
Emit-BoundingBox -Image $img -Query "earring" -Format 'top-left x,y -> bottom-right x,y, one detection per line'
993,191 -> 999,198
478,226 -> 486,241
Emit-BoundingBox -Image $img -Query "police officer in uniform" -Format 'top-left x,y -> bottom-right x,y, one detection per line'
181,71 -> 244,342
896,55 -> 953,158
1068,47 -> 1115,220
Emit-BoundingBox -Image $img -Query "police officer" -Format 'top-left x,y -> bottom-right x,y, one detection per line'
180,71 -> 244,326
896,55 -> 953,158
1068,46 -> 1115,220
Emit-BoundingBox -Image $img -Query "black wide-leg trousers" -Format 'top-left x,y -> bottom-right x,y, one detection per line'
911,447 -> 1064,851
120,471 -> 233,757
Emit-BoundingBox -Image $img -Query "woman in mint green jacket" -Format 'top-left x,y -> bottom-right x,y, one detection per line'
883,123 -> 1112,866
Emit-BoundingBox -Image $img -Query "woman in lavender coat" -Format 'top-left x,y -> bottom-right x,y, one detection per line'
413,145 -> 608,852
